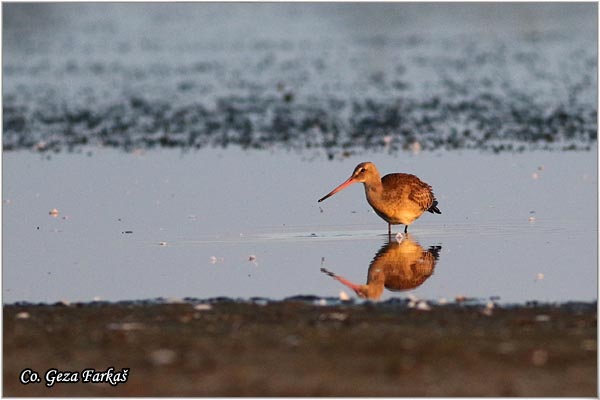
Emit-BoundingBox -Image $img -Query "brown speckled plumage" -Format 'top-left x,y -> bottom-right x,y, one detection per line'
318,162 -> 441,235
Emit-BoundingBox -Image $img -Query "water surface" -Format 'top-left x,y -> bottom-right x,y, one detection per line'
3,149 -> 596,304
3,3 -> 597,304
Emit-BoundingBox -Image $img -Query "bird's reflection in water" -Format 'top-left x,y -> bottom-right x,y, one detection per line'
322,234 -> 442,300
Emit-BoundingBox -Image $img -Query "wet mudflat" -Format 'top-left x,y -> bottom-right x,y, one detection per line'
3,300 -> 596,396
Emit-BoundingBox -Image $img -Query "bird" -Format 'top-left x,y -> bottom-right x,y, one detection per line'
318,162 -> 441,236
321,234 -> 441,300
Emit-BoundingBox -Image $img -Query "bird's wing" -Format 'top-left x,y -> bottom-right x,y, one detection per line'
382,173 -> 436,211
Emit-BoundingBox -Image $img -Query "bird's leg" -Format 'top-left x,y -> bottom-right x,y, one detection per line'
404,225 -> 408,233
388,223 -> 392,239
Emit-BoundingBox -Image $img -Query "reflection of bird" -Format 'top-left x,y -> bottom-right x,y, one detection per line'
321,234 -> 441,300
318,162 -> 441,235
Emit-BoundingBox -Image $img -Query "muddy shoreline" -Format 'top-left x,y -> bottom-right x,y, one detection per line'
4,299 -> 597,396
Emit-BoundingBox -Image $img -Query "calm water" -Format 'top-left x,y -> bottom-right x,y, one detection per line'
3,149 -> 597,304
2,3 -> 598,304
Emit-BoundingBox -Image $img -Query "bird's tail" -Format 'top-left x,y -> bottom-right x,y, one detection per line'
428,201 -> 441,214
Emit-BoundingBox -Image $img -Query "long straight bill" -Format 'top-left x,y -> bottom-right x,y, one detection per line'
317,176 -> 356,202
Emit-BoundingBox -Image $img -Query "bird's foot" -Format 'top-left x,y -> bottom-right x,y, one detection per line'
394,231 -> 405,243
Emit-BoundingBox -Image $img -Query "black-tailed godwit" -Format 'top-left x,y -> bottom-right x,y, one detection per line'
318,162 -> 441,235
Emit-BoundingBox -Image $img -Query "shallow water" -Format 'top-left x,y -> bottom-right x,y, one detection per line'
3,3 -> 597,304
3,148 -> 597,304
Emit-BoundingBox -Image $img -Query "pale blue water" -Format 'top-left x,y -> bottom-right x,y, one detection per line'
3,149 -> 597,303
3,3 -> 597,304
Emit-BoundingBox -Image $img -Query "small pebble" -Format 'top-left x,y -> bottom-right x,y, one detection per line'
339,291 -> 350,301
159,241 -> 168,246
327,312 -> 348,321
49,208 -> 59,217
407,293 -> 419,302
535,314 -> 551,322
106,322 -> 145,331
148,349 -> 177,366
535,273 -> 545,281
15,311 -> 30,319
209,256 -> 224,264
194,304 -> 212,311
481,307 -> 493,316
483,300 -> 496,315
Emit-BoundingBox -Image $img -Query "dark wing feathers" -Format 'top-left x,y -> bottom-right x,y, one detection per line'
428,201 -> 441,214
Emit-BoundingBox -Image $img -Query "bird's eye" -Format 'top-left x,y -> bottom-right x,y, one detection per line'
360,167 -> 366,173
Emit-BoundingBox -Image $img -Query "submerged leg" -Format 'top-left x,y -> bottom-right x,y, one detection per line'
388,223 -> 392,238
404,225 -> 408,233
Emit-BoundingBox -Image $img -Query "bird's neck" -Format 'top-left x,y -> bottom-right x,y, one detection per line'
363,178 -> 383,199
